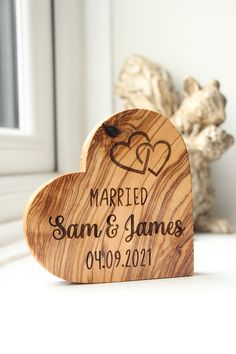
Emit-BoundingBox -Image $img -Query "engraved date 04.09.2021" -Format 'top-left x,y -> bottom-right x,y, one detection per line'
86,248 -> 151,270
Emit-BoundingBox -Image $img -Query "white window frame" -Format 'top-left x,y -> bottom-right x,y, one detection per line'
0,0 -> 55,174
0,0 -> 56,230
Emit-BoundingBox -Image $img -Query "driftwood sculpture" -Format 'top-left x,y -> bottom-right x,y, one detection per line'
116,55 -> 234,233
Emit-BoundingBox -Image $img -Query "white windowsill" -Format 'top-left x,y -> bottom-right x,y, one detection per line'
0,172 -> 59,264
0,220 -> 28,265
0,233 -> 236,354
0,172 -> 58,224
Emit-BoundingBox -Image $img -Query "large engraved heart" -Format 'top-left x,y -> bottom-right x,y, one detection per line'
136,140 -> 171,177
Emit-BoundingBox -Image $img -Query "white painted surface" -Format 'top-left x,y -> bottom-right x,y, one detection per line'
54,0 -> 85,172
0,238 -> 28,266
54,0 -> 113,171
84,0 -> 113,132
0,172 -> 58,223
0,234 -> 236,354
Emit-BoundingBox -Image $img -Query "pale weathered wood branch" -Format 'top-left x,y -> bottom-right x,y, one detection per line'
116,54 -> 234,233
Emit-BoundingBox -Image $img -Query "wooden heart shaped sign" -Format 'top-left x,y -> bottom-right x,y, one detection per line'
24,109 -> 194,283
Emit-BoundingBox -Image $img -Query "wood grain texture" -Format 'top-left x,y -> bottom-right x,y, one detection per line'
24,109 -> 194,283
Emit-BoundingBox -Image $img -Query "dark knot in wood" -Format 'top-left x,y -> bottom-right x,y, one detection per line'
103,123 -> 120,138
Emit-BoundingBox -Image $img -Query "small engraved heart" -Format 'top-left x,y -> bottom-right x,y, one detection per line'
110,131 -> 171,176
136,140 -> 171,176
110,131 -> 151,174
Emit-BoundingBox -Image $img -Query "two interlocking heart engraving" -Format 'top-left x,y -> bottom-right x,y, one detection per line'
110,131 -> 171,176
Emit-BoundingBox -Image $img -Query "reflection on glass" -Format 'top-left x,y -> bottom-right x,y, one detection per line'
0,0 -> 19,129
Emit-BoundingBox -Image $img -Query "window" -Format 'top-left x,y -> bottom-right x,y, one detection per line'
0,0 -> 55,175
0,0 -> 56,226
0,0 -> 19,129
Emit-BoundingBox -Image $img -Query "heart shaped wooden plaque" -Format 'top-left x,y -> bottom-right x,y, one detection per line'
24,109 -> 194,283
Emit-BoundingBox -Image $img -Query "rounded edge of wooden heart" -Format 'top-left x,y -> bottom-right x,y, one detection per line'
23,108 -> 194,283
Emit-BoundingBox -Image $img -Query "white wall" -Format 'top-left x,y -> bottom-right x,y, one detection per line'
86,0 -> 236,225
